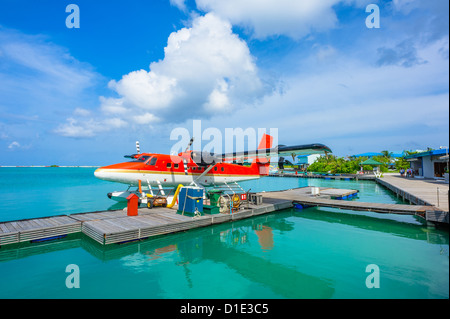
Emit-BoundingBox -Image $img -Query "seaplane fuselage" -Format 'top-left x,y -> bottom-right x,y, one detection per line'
94,152 -> 270,187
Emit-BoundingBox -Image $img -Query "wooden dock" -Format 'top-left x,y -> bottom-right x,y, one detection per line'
270,172 -> 376,180
261,188 -> 437,216
0,215 -> 81,246
375,175 -> 449,224
1,185 -> 447,247
0,198 -> 293,246
271,173 -> 449,223
376,175 -> 449,211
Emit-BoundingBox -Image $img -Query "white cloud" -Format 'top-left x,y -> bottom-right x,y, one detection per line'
0,28 -> 102,142
8,141 -> 20,149
54,118 -> 98,138
108,71 -> 178,111
73,108 -> 91,117
0,30 -> 96,96
54,115 -> 128,138
195,0 -> 347,39
132,113 -> 159,125
205,85 -> 230,111
6,140 -> 32,150
99,97 -> 128,115
99,13 -> 264,123
197,37 -> 449,154
57,13 -> 265,137
103,118 -> 128,128
169,0 -> 187,12
392,0 -> 421,14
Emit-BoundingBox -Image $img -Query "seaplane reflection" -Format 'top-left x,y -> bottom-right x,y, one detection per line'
109,214 -> 335,298
254,225 -> 274,251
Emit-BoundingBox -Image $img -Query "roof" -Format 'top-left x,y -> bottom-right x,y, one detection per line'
352,151 -> 405,158
296,154 -> 321,158
405,149 -> 449,159
360,158 -> 383,165
352,152 -> 382,158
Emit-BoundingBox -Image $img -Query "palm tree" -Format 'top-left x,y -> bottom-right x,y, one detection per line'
381,150 -> 393,161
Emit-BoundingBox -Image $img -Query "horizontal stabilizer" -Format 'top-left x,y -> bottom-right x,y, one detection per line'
218,143 -> 332,162
277,143 -> 332,157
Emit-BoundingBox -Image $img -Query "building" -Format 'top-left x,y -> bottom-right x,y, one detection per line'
405,148 -> 449,179
351,151 -> 406,158
296,154 -> 321,170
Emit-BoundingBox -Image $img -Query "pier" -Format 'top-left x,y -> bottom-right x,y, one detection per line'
376,175 -> 449,224
269,172 -> 376,180
262,188 -> 434,215
271,172 -> 449,223
1,185 -> 448,247
0,215 -> 81,246
0,197 -> 293,246
376,175 -> 448,210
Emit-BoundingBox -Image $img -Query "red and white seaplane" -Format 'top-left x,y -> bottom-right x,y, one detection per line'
94,134 -> 331,203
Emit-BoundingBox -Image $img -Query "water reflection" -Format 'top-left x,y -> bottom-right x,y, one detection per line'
293,207 -> 449,245
107,202 -> 126,211
0,209 -> 448,298
254,225 -> 274,250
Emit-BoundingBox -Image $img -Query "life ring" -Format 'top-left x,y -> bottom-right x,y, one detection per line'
232,194 -> 240,209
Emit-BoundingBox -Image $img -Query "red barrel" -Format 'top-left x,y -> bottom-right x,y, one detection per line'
126,193 -> 139,216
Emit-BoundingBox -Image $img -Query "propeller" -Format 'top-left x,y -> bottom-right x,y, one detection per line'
185,137 -> 194,152
124,140 -> 141,159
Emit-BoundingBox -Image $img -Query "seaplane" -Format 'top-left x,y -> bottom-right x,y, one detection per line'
94,134 -> 331,204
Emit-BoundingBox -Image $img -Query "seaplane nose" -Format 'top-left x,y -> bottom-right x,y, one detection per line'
94,168 -> 108,180
94,165 -> 131,184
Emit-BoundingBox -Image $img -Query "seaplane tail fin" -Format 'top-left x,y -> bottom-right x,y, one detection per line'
216,133 -> 331,163
257,134 -> 273,150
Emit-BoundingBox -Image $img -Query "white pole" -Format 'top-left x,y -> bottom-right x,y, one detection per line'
437,187 -> 439,207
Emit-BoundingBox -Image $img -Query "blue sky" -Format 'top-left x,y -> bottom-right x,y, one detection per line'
0,0 -> 448,165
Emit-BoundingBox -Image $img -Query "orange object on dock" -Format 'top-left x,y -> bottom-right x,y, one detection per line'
126,193 -> 139,216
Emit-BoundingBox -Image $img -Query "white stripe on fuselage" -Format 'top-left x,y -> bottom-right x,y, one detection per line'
94,169 -> 259,186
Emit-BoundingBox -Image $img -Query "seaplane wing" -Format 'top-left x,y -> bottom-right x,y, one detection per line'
217,143 -> 332,162
94,134 -> 332,193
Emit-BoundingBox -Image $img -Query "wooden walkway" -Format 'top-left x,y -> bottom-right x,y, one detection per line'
261,187 -> 446,222
0,198 -> 293,246
78,198 -> 294,245
376,175 -> 449,211
270,172 -> 376,180
0,215 -> 81,246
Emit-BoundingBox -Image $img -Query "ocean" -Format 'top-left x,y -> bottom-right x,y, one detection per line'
0,167 -> 448,299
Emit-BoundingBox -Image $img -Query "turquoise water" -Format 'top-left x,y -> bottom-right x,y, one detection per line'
0,167 -> 124,222
0,168 -> 448,298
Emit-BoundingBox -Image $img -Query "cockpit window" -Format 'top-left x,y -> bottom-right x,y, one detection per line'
147,157 -> 157,166
135,155 -> 151,162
